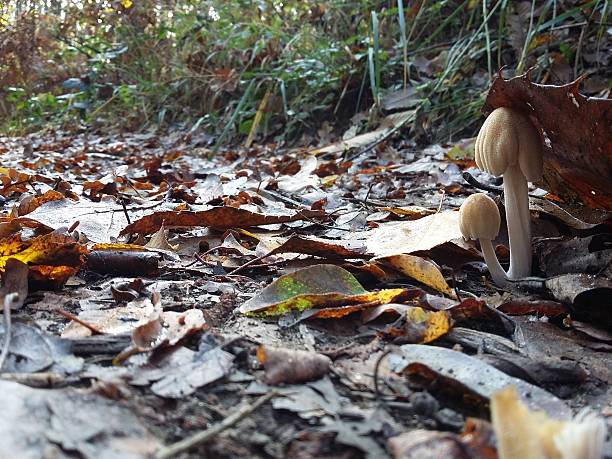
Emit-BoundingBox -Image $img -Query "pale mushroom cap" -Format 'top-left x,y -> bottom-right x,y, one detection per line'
475,107 -> 543,181
459,193 -> 501,241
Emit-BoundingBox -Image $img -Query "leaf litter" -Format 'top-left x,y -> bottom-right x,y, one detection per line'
0,74 -> 610,459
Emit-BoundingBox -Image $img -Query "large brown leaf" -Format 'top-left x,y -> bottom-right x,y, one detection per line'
483,71 -> 612,210
120,207 -> 325,236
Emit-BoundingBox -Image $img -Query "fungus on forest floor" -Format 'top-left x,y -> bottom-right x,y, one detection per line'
459,193 -> 508,286
475,107 -> 543,279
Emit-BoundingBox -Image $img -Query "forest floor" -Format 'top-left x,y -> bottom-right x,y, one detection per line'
0,94 -> 611,458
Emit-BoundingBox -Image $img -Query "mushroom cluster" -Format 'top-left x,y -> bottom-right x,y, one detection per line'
460,107 -> 543,285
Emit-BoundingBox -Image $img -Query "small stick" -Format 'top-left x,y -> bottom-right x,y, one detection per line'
228,252 -> 274,276
0,372 -> 65,387
450,269 -> 462,302
0,294 -> 18,371
436,188 -> 446,213
153,391 -> 277,459
55,308 -> 103,335
119,198 -> 131,225
462,171 -> 502,194
373,348 -> 394,401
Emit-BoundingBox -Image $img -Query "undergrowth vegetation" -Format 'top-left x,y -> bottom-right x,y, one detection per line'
0,0 -> 609,144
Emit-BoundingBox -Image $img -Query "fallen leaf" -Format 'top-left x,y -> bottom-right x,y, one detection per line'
144,222 -> 178,251
0,381 -> 160,457
383,307 -> 452,344
367,210 -> 471,258
257,345 -> 331,385
389,344 -> 572,420
381,254 -> 456,297
0,231 -> 85,271
18,189 -> 67,215
239,264 -> 408,317
131,346 -> 234,398
120,207 -> 325,236
311,110 -> 415,155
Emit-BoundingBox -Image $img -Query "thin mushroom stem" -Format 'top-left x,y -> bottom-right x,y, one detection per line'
503,165 -> 532,279
479,238 -> 508,286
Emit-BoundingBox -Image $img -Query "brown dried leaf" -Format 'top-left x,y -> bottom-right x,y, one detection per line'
257,345 -> 331,385
120,207 -> 325,236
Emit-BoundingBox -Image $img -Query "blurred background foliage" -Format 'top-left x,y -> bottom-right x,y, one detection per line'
0,0 -> 609,144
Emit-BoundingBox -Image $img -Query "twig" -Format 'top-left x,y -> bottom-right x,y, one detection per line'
228,252 -> 274,276
462,171 -> 502,194
153,391 -> 278,459
451,270 -> 462,302
0,372 -> 65,387
436,188 -> 446,213
373,348 -> 394,401
55,308 -> 103,335
119,198 -> 131,225
0,293 -> 18,371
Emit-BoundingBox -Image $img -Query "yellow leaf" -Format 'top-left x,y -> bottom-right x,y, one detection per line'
405,307 -> 451,343
121,0 -> 133,8
383,254 -> 456,298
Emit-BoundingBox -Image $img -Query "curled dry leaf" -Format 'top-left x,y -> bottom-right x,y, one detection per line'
483,71 -> 612,210
18,189 -> 67,216
257,345 -> 331,385
114,294 -> 207,364
144,222 -> 178,252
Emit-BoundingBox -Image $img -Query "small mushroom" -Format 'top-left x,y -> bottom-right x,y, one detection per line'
475,107 -> 542,279
459,193 -> 507,286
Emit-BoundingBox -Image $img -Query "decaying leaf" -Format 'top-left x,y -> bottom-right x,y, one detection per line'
0,381 -> 160,457
0,231 -> 85,272
389,344 -> 572,420
144,222 -> 178,251
114,294 -> 208,363
130,346 -> 234,398
257,345 -> 331,385
268,234 -> 368,260
239,264 -> 409,317
61,295 -> 158,338
484,72 -> 612,210
383,307 -> 452,344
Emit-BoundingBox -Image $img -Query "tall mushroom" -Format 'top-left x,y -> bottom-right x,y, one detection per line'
475,107 -> 542,279
459,193 -> 507,286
